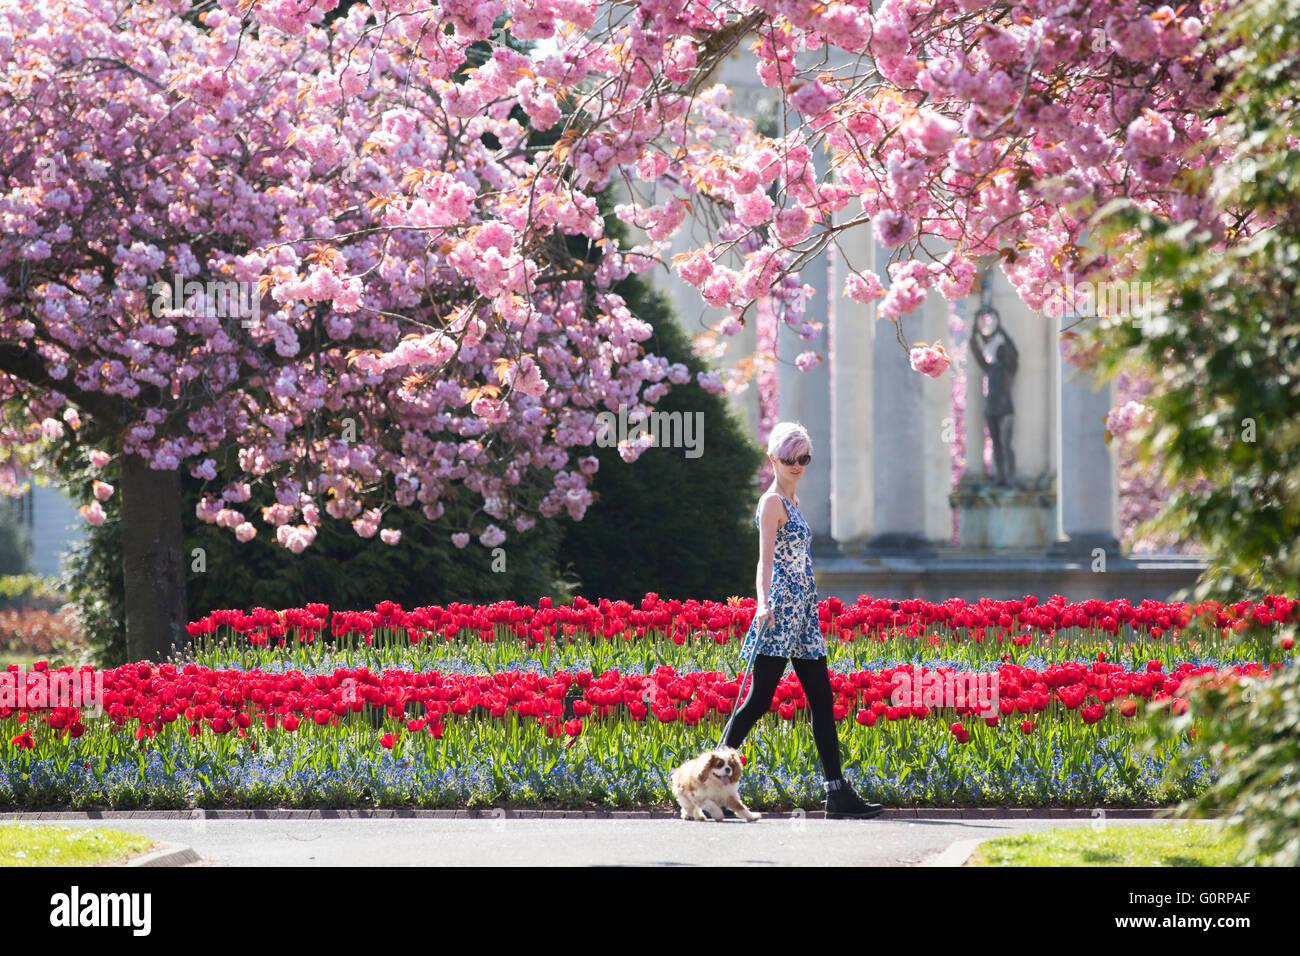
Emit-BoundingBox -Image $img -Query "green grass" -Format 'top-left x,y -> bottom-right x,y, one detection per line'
968,823 -> 1248,866
0,654 -> 40,670
0,823 -> 154,866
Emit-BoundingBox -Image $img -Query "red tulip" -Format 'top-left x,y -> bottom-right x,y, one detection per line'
1019,719 -> 1035,734
380,732 -> 397,749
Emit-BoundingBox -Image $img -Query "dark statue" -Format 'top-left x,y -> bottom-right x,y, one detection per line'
970,309 -> 1019,488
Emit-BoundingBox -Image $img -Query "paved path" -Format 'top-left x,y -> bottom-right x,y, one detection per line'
9,814 -> 1181,866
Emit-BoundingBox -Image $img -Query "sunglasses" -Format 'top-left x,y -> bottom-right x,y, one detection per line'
777,453 -> 812,466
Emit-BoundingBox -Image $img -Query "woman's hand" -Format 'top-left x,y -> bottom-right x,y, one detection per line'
752,606 -> 772,634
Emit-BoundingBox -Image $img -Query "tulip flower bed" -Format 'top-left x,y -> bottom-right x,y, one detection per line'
0,594 -> 1295,811
182,594 -> 1298,674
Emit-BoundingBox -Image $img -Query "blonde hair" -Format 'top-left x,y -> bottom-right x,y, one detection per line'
766,421 -> 812,460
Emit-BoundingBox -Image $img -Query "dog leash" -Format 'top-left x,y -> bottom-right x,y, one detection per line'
718,619 -> 765,750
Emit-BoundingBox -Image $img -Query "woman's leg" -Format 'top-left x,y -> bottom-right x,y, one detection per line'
790,655 -> 844,781
722,654 -> 787,750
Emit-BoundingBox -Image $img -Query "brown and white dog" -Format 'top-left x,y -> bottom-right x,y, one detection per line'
669,747 -> 761,822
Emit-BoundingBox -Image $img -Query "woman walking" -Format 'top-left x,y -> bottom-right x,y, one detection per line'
724,422 -> 884,819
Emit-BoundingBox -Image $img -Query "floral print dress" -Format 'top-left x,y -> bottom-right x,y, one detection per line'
740,493 -> 826,661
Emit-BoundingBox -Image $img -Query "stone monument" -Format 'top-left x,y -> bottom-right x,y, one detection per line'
621,44 -> 1208,603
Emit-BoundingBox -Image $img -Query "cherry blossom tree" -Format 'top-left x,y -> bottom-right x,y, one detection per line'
0,0 -> 684,657
1,0 -> 1263,658
220,0 -> 1254,396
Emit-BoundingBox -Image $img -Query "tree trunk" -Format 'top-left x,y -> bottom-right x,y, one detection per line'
120,453 -> 188,662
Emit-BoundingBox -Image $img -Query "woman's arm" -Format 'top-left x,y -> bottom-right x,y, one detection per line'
969,328 -> 990,371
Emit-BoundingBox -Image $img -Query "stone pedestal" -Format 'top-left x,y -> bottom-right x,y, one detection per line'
950,475 -> 1056,549
815,551 -> 1208,604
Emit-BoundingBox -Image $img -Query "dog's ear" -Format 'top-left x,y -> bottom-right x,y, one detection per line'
696,752 -> 718,785
729,753 -> 743,784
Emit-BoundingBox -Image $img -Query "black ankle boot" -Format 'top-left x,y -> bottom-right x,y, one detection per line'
825,781 -> 885,819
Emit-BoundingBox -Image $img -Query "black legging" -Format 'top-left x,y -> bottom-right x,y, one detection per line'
722,654 -> 842,780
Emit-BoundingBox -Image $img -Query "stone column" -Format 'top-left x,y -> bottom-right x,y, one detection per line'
778,166 -> 833,554
921,283 -> 958,545
1048,311 -> 1120,555
864,255 -> 937,556
828,201 -> 876,554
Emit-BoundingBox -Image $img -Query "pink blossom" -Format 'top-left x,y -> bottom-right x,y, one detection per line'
79,501 -> 106,526
701,269 -> 738,308
276,524 -> 317,554
909,342 -> 952,378
676,248 -> 715,287
502,356 -> 548,397
790,78 -> 838,118
735,190 -> 774,227
774,207 -> 812,245
795,351 -> 822,371
903,110 -> 960,155
92,480 -> 114,501
844,272 -> 885,303
932,252 -> 978,300
874,209 -> 914,248
1106,400 -> 1155,441
879,278 -> 927,321
352,508 -> 381,538
1124,110 -> 1176,162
